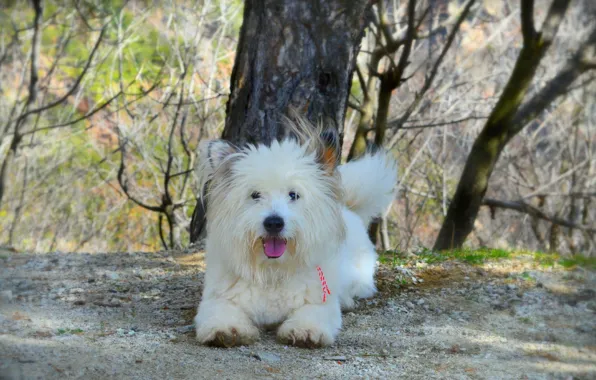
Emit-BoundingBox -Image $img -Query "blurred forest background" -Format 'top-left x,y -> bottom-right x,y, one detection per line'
1,0 -> 595,256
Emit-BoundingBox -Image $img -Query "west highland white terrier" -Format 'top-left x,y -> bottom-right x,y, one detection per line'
194,123 -> 397,348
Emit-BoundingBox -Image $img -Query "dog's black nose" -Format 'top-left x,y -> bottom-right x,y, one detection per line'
263,215 -> 284,234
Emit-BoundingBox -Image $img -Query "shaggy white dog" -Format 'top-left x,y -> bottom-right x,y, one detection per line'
194,127 -> 397,348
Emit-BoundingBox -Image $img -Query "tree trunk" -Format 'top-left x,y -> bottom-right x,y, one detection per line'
190,0 -> 372,243
433,0 -> 572,250
222,0 -> 371,145
433,46 -> 549,250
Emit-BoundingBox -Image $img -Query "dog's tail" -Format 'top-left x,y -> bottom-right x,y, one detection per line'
338,151 -> 398,224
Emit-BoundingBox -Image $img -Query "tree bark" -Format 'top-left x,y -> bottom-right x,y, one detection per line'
190,0 -> 372,243
222,0 -> 371,145
433,0 -> 573,250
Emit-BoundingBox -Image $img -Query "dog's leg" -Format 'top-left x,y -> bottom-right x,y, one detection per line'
195,298 -> 259,347
277,301 -> 341,348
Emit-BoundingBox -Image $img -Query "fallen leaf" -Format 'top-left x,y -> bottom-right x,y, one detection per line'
448,344 -> 461,354
49,363 -> 64,373
435,364 -> 449,372
265,366 -> 281,374
32,331 -> 52,338
11,312 -> 31,321
534,351 -> 559,361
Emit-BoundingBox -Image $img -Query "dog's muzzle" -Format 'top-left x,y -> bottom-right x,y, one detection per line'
262,215 -> 286,258
262,237 -> 287,259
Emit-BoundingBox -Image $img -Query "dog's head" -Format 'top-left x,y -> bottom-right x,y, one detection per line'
196,126 -> 345,277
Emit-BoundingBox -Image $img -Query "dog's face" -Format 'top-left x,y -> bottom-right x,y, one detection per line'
198,135 -> 344,275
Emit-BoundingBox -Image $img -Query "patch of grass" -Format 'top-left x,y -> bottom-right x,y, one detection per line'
456,247 -> 510,263
57,328 -> 84,335
380,247 -> 595,270
531,251 -> 595,270
533,251 -> 556,267
415,248 -> 449,264
441,247 -> 511,265
379,247 -> 512,267
520,271 -> 536,283
378,250 -> 409,267
558,255 -> 596,270
518,317 -> 532,324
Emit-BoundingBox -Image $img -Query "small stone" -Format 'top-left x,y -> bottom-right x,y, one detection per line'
252,351 -> 281,363
105,272 -> 120,280
109,296 -> 120,302
16,280 -> 34,291
575,325 -> 593,334
416,298 -> 425,305
405,301 -> 415,309
94,299 -> 121,307
69,288 -> 84,294
176,325 -> 195,334
73,298 -> 86,306
324,356 -> 347,362
0,290 -> 13,303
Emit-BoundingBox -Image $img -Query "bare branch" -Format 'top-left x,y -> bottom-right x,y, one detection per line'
27,0 -> 43,105
348,101 -> 364,113
540,0 -> 573,43
11,26 -> 107,125
401,115 -> 488,129
391,0 -> 417,84
387,0 -> 476,146
511,26 -> 596,135
520,0 -> 536,44
483,198 -> 596,233
116,139 -> 164,213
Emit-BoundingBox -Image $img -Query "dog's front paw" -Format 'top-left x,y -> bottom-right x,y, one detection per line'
277,321 -> 334,348
200,326 -> 258,347
196,323 -> 259,347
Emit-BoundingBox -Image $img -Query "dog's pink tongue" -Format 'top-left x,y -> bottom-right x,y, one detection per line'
263,237 -> 286,258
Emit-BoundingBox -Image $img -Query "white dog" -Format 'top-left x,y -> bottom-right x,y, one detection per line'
194,125 -> 397,348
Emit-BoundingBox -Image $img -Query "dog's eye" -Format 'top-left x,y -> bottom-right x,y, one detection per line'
251,191 -> 261,200
289,191 -> 300,201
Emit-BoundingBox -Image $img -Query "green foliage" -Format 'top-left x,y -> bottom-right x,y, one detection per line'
0,0 -> 240,252
57,328 -> 84,335
381,247 -> 595,271
558,255 -> 596,270
518,317 -> 532,324
380,247 -> 513,267
532,251 -> 596,270
520,271 -> 536,282
451,247 -> 511,264
533,251 -> 556,267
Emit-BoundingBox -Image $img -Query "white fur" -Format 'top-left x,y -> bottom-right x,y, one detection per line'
194,138 -> 397,347
338,151 -> 399,224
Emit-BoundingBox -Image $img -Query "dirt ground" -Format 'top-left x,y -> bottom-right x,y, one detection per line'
1,247 -> 595,379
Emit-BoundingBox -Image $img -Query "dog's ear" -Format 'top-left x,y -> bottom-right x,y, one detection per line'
319,128 -> 340,174
199,139 -> 236,171
195,139 -> 237,193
